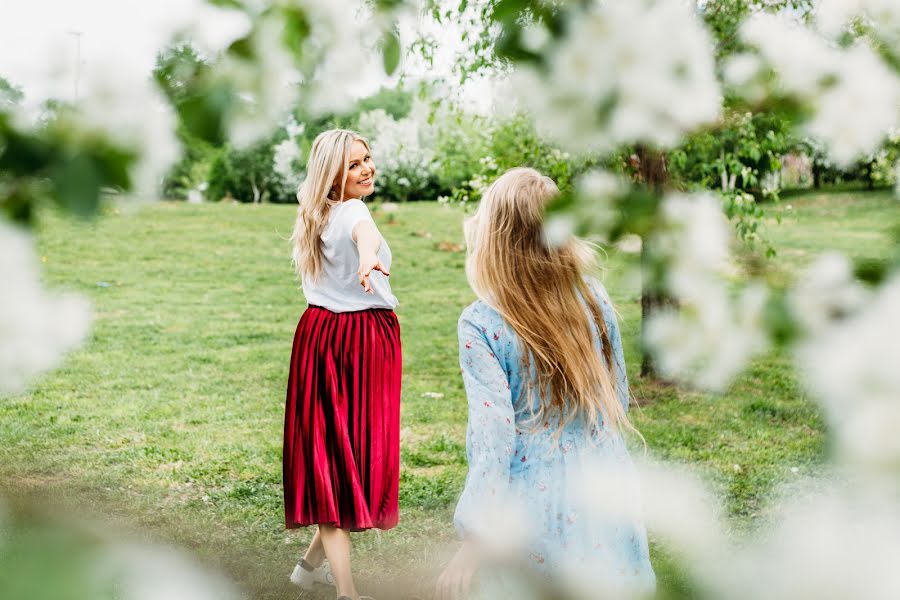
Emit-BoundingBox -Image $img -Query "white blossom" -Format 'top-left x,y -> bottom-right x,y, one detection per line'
221,14 -> 300,147
514,0 -> 721,153
273,138 -> 302,188
645,193 -> 769,390
817,0 -> 900,45
656,192 -> 732,296
788,252 -> 868,335
799,274 -> 900,471
292,0 -> 395,116
718,490 -> 900,600
742,14 -> 900,167
67,61 -> 180,200
97,543 -> 240,600
358,101 -> 437,199
807,44 -> 900,166
0,221 -> 92,396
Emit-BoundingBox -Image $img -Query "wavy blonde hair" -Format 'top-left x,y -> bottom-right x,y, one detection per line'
465,167 -> 633,435
291,129 -> 370,280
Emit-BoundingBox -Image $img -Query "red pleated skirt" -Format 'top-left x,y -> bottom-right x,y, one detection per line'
283,305 -> 401,531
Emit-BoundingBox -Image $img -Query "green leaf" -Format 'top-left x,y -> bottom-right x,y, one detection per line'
491,0 -> 523,23
50,154 -> 102,218
382,30 -> 401,75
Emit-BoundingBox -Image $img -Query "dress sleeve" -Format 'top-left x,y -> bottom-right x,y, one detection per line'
453,311 -> 516,540
590,279 -> 630,412
337,199 -> 374,241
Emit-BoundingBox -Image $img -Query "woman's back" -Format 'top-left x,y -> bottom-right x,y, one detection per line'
453,278 -> 654,592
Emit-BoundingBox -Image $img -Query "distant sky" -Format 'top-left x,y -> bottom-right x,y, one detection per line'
1,1 -> 230,108
1,0 -> 497,115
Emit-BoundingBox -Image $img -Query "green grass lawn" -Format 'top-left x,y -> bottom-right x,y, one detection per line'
2,189 -> 897,599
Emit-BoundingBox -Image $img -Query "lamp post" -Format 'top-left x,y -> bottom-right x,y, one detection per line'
66,30 -> 83,101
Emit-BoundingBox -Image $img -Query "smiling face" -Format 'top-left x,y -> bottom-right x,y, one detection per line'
338,140 -> 376,200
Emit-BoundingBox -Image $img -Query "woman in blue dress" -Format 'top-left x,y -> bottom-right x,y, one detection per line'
437,168 -> 655,599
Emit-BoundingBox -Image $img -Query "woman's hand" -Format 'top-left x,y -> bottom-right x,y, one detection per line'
358,252 -> 389,294
435,542 -> 479,600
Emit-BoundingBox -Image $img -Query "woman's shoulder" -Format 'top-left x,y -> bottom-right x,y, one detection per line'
582,275 -> 614,308
459,299 -> 503,331
332,198 -> 370,217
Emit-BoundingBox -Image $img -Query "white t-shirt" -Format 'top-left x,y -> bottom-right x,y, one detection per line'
301,199 -> 398,313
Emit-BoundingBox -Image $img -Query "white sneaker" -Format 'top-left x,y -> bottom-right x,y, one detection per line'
289,558 -> 336,590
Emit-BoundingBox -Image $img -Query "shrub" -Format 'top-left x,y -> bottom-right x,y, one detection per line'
206,133 -> 295,203
358,103 -> 443,202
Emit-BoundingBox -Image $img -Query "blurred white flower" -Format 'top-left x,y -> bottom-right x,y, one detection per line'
656,192 -> 732,296
549,169 -> 628,243
807,43 -> 900,166
647,283 -> 769,391
273,138 -> 302,188
69,61 -> 180,200
543,213 -> 576,248
741,14 -> 835,97
359,101 -> 438,199
520,23 -> 551,52
616,234 -> 642,254
719,490 -> 900,600
0,221 -> 92,396
464,495 -> 532,561
816,0 -> 863,36
179,2 -> 251,54
788,252 -> 868,335
724,52 -> 763,88
380,202 -> 400,213
742,14 -> 900,167
637,461 -> 727,567
800,274 -> 900,471
285,119 -> 306,139
514,0 -> 721,153
297,0 -> 388,116
222,14 -> 300,147
646,193 -> 769,390
99,543 -> 240,600
817,0 -> 900,44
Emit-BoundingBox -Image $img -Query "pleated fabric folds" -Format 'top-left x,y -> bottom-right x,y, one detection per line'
283,305 -> 401,531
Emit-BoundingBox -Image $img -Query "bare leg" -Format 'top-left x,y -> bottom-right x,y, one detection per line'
319,524 -> 357,599
303,526 -> 326,568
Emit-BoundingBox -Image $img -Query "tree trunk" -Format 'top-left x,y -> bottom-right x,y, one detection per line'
251,177 -> 261,204
635,146 -> 675,379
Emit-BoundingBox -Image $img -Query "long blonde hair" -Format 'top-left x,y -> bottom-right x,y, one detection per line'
291,129 -> 370,280
465,167 -> 633,435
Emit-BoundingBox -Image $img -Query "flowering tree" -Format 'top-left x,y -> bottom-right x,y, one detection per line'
422,0 -> 818,377
3,0 -> 900,597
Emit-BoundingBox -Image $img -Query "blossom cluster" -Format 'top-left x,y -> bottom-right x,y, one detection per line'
733,13 -> 900,167
358,102 -> 438,202
513,0 -> 721,154
0,221 -> 91,396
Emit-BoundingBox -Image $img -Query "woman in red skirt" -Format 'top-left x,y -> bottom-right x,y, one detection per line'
284,129 -> 400,600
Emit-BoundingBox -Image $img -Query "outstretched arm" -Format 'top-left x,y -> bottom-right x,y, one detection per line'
352,220 -> 389,293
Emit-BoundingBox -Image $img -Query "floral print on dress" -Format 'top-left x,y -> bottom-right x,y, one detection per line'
453,278 -> 655,594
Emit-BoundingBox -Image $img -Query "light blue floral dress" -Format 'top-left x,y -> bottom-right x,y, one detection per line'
453,278 -> 655,594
